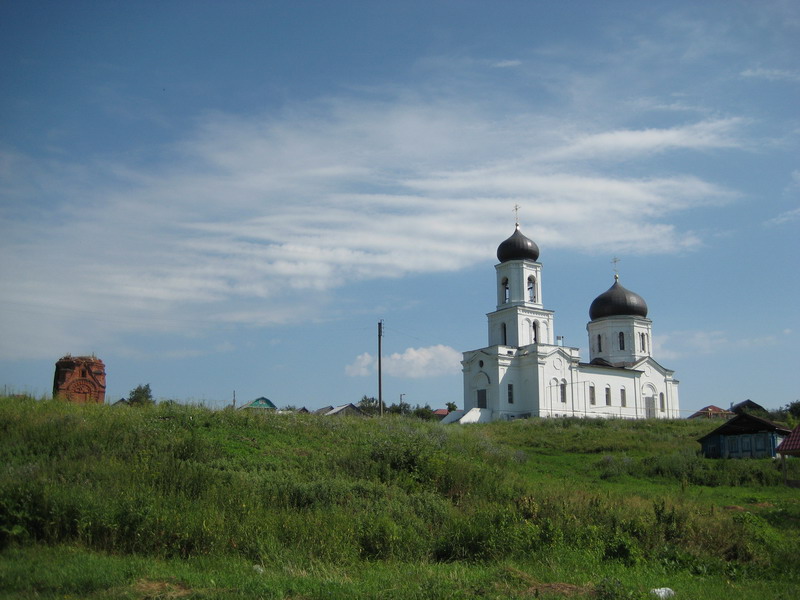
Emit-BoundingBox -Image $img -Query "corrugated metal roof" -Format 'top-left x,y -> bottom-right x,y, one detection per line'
776,425 -> 800,455
239,397 -> 277,410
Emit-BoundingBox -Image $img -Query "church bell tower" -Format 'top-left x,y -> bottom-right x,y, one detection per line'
487,223 -> 555,348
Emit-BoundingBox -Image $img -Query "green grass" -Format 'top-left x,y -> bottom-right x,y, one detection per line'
1,396 -> 799,599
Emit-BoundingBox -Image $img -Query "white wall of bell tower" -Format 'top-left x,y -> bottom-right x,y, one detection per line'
488,259 -> 555,347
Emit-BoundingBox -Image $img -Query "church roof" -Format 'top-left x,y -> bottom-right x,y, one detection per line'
589,275 -> 648,320
497,225 -> 539,263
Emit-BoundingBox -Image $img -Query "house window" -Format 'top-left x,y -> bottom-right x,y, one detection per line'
729,437 -> 739,452
597,335 -> 602,352
605,386 -> 612,406
560,381 -> 567,403
528,276 -> 536,302
620,388 -> 627,407
618,332 -> 625,351
742,437 -> 752,452
589,385 -> 596,405
508,384 -> 514,405
755,436 -> 765,451
659,392 -> 665,412
477,389 -> 487,409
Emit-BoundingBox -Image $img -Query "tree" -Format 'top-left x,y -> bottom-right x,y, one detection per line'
387,399 -> 411,415
357,395 -> 381,416
127,384 -> 154,406
412,404 -> 436,420
446,401 -> 458,413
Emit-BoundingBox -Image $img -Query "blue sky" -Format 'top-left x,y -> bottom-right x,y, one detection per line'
1,1 -> 798,414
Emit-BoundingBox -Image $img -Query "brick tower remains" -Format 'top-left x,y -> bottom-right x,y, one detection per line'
53,355 -> 106,404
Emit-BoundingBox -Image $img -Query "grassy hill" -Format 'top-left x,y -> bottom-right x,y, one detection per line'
1,396 -> 798,599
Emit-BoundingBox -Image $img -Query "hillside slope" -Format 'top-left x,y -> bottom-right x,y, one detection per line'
1,397 -> 798,599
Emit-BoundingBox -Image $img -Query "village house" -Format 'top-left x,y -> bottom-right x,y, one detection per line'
698,412 -> 791,459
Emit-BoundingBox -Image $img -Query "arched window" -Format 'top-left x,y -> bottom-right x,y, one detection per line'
605,386 -> 612,406
502,278 -> 510,303
618,332 -> 625,351
501,323 -> 507,346
659,392 -> 665,412
620,388 -> 627,407
527,276 -> 536,302
532,321 -> 539,343
507,384 -> 514,404
589,384 -> 596,405
597,334 -> 602,352
560,381 -> 567,403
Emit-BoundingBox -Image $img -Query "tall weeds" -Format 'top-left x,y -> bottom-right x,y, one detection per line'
1,396 -> 798,583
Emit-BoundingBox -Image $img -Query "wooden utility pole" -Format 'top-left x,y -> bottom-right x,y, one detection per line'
378,320 -> 384,417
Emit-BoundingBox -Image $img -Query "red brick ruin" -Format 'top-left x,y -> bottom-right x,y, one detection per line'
53,355 -> 106,404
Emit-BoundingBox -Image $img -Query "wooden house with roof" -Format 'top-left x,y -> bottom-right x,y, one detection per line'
776,425 -> 800,487
730,399 -> 768,415
698,412 -> 791,459
238,397 -> 277,411
688,405 -> 734,419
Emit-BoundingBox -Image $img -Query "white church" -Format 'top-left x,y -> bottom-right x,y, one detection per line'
444,223 -> 680,424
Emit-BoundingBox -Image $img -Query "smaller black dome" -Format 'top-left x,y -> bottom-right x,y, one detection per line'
589,276 -> 648,320
497,226 -> 539,262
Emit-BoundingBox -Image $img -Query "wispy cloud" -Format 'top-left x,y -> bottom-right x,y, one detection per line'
491,59 -> 522,68
766,206 -> 800,226
345,345 -> 462,379
741,67 -> 800,83
656,328 -> 788,360
765,170 -> 800,225
540,119 -> 743,162
0,88 -> 747,359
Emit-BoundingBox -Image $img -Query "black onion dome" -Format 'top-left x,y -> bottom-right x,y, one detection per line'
589,275 -> 648,320
497,225 -> 539,262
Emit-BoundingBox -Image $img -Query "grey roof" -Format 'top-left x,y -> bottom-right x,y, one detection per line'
697,412 -> 791,442
324,403 -> 364,416
589,275 -> 648,320
497,226 -> 539,263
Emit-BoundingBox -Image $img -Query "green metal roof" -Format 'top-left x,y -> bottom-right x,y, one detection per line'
241,396 -> 276,410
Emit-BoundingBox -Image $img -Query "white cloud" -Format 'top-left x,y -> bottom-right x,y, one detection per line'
740,67 -> 800,83
766,206 -> 800,226
540,119 -> 743,162
0,88 -> 747,359
345,352 -> 373,377
656,328 -> 789,360
491,60 -> 522,68
345,345 -> 462,379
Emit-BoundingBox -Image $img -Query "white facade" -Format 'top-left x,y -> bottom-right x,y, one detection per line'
456,227 -> 680,422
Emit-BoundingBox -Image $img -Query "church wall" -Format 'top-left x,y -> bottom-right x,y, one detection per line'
53,355 -> 106,404
587,315 -> 653,365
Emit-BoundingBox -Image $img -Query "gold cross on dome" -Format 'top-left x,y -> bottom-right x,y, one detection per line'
611,257 -> 620,275
513,204 -> 521,225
